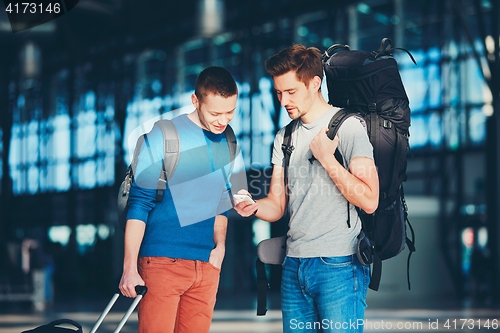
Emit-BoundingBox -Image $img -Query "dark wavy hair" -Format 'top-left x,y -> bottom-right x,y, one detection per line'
265,44 -> 323,86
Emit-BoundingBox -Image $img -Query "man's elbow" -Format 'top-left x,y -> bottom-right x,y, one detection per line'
361,196 -> 379,214
259,207 -> 285,223
267,212 -> 285,223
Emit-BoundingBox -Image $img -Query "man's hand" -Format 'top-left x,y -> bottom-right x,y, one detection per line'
119,270 -> 145,298
209,245 -> 225,269
233,190 -> 259,217
309,128 -> 340,166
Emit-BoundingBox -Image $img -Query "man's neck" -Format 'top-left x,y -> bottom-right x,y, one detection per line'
187,110 -> 207,130
300,94 -> 332,124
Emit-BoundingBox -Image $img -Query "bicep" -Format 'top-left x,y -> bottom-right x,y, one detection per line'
349,156 -> 379,190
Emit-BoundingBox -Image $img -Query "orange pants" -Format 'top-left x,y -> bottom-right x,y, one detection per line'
137,257 -> 221,333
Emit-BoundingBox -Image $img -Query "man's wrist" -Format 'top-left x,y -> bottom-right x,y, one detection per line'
214,244 -> 226,251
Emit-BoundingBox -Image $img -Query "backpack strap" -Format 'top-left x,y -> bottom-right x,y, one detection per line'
369,253 -> 383,291
255,258 -> 268,316
326,109 -> 353,165
155,119 -> 180,202
371,37 -> 417,65
402,186 -> 416,290
326,109 -> 357,228
405,216 -> 416,289
126,133 -> 147,186
142,133 -> 168,201
222,124 -> 238,204
224,124 -> 238,174
322,43 -> 350,61
282,120 -> 297,201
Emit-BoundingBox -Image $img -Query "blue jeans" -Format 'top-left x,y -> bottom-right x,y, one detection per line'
281,255 -> 370,333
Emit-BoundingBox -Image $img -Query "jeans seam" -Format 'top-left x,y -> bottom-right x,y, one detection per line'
364,265 -> 369,298
353,259 -> 358,293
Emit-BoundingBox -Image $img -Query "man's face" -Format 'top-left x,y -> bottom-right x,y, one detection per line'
192,92 -> 237,134
273,71 -> 315,120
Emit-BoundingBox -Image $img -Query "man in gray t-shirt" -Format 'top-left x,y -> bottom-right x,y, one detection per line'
272,108 -> 374,259
234,44 -> 379,333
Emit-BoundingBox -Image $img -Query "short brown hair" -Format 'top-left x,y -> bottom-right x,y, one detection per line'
265,44 -> 323,86
195,66 -> 238,102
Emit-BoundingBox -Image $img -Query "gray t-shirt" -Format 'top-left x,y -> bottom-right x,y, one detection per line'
271,108 -> 374,257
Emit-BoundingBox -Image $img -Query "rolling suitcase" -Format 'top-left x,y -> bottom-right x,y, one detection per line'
22,286 -> 148,333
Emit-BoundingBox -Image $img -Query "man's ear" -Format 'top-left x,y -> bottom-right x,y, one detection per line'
191,93 -> 199,109
311,76 -> 322,91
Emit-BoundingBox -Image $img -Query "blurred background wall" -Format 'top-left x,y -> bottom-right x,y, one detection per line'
0,0 -> 499,310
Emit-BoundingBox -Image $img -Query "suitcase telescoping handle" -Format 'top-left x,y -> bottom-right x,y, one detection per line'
90,285 -> 148,333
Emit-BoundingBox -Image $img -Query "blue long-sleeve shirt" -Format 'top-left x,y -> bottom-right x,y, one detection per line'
126,114 -> 233,261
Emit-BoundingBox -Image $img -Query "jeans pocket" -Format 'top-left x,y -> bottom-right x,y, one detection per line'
319,255 -> 353,267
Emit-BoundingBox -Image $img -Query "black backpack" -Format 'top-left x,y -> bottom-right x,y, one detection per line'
117,119 -> 238,230
320,37 -> 416,291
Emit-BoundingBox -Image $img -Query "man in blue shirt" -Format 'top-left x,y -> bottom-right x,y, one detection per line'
119,66 -> 238,333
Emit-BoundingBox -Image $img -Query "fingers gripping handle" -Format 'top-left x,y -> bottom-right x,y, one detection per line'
89,285 -> 148,333
135,285 -> 148,296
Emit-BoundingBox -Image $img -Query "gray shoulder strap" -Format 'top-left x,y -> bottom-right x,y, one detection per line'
224,124 -> 237,172
156,119 -> 180,181
154,119 -> 180,201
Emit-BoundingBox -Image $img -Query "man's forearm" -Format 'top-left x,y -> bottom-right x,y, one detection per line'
213,215 -> 228,248
254,196 -> 286,222
123,219 -> 146,272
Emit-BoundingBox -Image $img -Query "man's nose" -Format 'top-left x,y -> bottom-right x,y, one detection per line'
280,94 -> 289,107
218,114 -> 229,125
